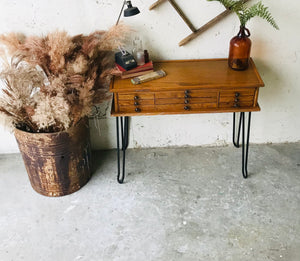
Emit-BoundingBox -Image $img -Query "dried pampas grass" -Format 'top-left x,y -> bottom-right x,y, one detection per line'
0,24 -> 128,132
47,30 -> 74,75
0,32 -> 25,55
32,92 -> 70,132
0,109 -> 14,130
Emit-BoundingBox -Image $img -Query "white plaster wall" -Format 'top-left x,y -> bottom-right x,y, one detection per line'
0,0 -> 299,153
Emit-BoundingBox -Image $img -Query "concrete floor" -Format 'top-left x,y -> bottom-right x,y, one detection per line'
0,143 -> 299,261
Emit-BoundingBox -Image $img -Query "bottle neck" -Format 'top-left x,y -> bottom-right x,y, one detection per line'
237,26 -> 251,38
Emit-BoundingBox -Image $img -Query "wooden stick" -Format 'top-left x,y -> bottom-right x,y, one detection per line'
167,0 -> 197,32
179,9 -> 231,46
149,0 -> 167,10
178,0 -> 251,46
150,0 -> 196,32
150,0 -> 252,46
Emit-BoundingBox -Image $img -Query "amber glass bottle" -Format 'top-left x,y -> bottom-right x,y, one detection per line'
228,26 -> 252,70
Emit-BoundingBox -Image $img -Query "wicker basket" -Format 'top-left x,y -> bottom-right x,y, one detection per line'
14,118 -> 91,197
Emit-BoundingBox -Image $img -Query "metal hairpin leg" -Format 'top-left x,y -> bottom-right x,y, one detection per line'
116,116 -> 129,184
233,112 -> 242,148
233,112 -> 252,178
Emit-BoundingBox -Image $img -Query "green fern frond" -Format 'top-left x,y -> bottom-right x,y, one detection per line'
243,1 -> 279,29
207,0 -> 279,29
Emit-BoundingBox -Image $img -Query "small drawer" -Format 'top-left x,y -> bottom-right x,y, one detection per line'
156,103 -> 217,113
219,101 -> 254,109
219,95 -> 254,103
156,90 -> 217,99
118,93 -> 154,101
119,99 -> 154,106
219,89 -> 255,98
155,97 -> 217,105
155,91 -> 184,99
219,88 -> 256,108
118,105 -> 156,114
189,90 -> 218,98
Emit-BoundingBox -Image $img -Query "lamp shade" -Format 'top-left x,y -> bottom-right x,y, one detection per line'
124,1 -> 140,17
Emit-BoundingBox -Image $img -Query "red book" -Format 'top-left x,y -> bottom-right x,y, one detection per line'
120,68 -> 154,79
116,61 -> 153,75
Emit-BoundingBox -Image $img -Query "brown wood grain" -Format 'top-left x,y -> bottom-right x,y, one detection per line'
119,99 -> 155,106
155,97 -> 217,105
112,105 -> 261,117
219,96 -> 254,103
253,88 -> 259,107
110,59 -> 264,116
118,93 -> 155,100
119,105 -> 156,113
219,101 -> 254,108
110,59 -> 264,93
219,89 -> 255,97
155,90 -> 217,99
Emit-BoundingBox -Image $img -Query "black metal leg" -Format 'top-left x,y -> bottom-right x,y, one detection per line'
233,112 -> 252,179
233,112 -> 242,148
241,112 -> 251,178
116,116 -> 129,184
122,117 -> 129,150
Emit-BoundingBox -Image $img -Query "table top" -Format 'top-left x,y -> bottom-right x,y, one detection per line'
110,58 -> 265,93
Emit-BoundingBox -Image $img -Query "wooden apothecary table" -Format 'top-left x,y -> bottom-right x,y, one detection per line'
110,59 -> 264,183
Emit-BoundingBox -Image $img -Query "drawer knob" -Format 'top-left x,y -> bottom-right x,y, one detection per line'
184,106 -> 190,111
135,108 -> 141,112
184,95 -> 190,99
134,101 -> 139,106
184,100 -> 189,104
234,103 -> 240,108
235,92 -> 240,97
134,96 -> 139,100
184,90 -> 190,95
234,98 -> 239,102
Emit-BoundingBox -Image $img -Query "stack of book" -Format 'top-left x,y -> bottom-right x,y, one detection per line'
114,61 -> 154,79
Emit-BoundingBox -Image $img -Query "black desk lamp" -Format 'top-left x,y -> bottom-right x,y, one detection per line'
115,1 -> 140,70
116,1 -> 140,25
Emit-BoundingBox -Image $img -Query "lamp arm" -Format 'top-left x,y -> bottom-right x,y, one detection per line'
116,0 -> 127,25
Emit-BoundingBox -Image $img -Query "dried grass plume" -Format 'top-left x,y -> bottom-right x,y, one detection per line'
0,24 -> 128,132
